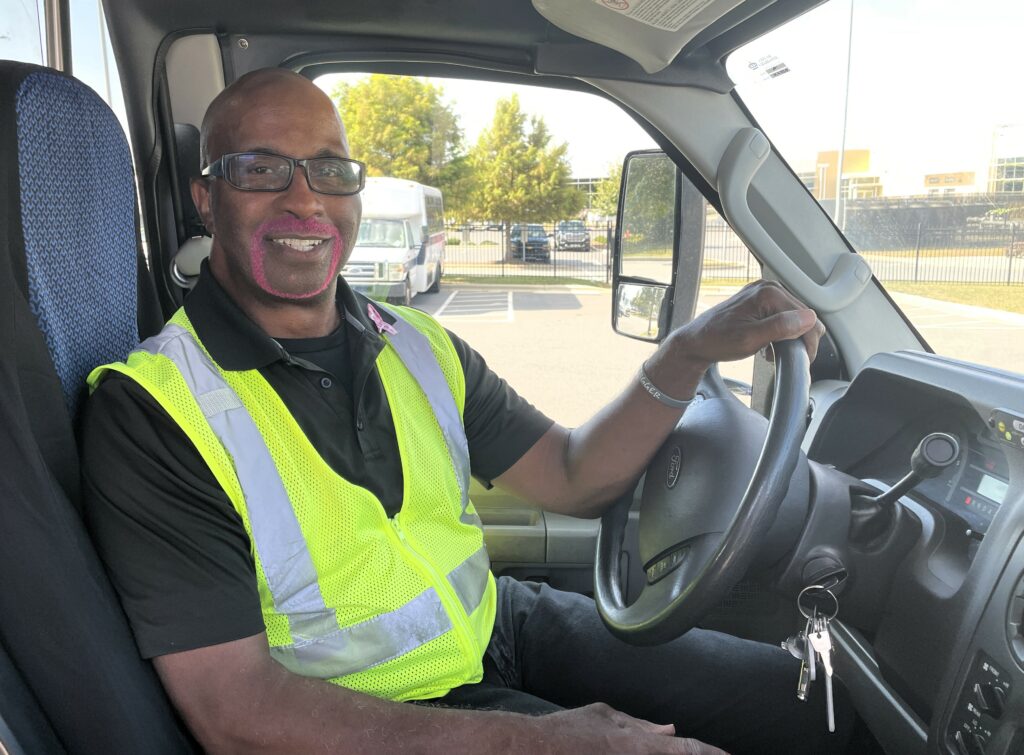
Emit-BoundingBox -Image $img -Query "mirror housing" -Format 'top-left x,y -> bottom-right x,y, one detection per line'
612,150 -> 679,343
611,149 -> 709,343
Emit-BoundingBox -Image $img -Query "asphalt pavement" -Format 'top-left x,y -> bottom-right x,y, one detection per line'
410,282 -> 1021,428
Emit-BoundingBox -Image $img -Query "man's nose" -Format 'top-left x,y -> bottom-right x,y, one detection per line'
278,165 -> 326,218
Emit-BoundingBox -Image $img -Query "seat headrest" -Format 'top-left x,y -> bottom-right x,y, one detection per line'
171,236 -> 212,289
0,61 -> 139,418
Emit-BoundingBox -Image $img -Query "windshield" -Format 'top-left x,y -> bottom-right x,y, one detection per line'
727,0 -> 1024,376
527,225 -> 546,238
356,218 -> 408,248
560,221 -> 585,230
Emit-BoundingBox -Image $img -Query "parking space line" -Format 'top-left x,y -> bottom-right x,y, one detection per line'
435,290 -> 514,323
433,290 -> 459,318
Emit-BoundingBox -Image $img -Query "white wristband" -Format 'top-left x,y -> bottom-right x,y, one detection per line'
638,362 -> 694,410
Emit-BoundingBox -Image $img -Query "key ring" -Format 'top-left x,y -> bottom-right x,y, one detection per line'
797,584 -> 839,621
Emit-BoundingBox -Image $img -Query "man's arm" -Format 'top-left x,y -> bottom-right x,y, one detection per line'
494,281 -> 825,518
155,633 -> 722,755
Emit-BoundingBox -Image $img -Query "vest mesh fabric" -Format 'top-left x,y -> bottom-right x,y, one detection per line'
90,306 -> 494,702
16,72 -> 137,417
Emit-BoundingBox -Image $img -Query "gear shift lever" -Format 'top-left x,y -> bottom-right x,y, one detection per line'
851,432 -> 960,543
869,432 -> 960,508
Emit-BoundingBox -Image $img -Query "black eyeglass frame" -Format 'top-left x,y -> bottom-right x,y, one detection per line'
201,151 -> 367,196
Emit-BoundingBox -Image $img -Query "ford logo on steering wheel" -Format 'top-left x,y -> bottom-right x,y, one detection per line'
666,446 -> 682,489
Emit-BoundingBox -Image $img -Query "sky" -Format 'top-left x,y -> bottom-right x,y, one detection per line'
5,0 -> 1024,191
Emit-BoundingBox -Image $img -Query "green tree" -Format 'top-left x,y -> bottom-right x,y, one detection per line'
593,162 -> 623,218
466,95 -> 583,226
331,75 -> 472,220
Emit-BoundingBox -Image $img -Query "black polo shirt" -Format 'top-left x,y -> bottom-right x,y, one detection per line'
80,265 -> 553,659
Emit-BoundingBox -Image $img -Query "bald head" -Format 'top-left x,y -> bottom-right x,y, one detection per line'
199,68 -> 349,167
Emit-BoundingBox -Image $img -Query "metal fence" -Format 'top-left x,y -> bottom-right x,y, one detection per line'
444,217 -> 1024,287
859,225 -> 1024,285
703,215 -> 1024,286
443,223 -> 616,283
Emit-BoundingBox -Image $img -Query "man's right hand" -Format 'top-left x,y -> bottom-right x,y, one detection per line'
531,703 -> 727,754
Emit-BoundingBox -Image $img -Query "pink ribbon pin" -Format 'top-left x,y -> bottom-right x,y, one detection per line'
367,303 -> 398,335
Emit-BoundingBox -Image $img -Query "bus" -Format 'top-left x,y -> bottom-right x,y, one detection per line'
341,177 -> 445,305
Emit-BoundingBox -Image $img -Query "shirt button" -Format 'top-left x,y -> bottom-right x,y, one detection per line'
320,376 -> 333,389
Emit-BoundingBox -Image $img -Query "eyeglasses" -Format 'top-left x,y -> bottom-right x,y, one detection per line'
202,152 -> 366,195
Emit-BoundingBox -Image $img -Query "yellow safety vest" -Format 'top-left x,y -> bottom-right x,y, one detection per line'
88,303 -> 496,702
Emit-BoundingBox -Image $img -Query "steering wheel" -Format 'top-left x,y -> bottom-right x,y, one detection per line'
595,338 -> 811,645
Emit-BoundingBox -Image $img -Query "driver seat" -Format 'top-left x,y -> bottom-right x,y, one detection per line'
0,60 -> 194,752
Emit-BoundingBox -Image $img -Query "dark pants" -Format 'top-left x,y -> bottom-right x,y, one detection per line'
424,577 -> 854,754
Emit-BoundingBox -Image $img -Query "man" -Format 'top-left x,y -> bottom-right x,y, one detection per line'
81,68 -> 837,754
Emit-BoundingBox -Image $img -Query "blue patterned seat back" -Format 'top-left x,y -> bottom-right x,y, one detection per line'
13,65 -> 138,418
0,61 -> 195,753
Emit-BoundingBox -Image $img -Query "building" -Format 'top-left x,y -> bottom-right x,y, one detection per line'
568,176 -> 602,210
806,149 -> 883,200
988,156 -> 1024,194
988,125 -> 1024,195
924,171 -> 977,196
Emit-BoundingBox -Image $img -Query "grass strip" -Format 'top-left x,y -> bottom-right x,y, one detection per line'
881,282 -> 1024,314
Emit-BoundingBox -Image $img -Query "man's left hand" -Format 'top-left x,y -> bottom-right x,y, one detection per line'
648,280 -> 825,398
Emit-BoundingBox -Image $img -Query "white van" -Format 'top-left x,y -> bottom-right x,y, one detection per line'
341,177 -> 445,305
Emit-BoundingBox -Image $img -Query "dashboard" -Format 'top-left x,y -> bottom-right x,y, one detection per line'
900,428 -> 1009,536
804,351 -> 1024,755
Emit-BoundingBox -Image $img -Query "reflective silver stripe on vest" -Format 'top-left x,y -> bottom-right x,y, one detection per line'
137,324 -> 346,653
448,546 -> 490,616
136,320 -> 488,678
375,303 -> 475,525
271,586 -> 452,679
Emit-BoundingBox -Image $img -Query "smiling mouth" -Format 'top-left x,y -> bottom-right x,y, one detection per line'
270,236 -> 329,252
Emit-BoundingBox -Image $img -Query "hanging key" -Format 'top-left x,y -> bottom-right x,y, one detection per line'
808,616 -> 836,733
782,629 -> 813,700
806,611 -> 817,682
796,649 -> 812,701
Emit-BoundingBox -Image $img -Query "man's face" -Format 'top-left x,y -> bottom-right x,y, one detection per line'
192,78 -> 361,305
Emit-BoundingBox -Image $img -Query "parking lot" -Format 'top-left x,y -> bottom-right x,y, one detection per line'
412,284 -> 751,427
410,283 -> 1023,427
443,227 -> 614,283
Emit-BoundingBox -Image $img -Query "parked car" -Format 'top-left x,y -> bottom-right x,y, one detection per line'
555,219 -> 591,251
507,223 -> 551,262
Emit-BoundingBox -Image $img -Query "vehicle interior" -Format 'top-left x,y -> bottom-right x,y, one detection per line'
1,0 -> 1022,754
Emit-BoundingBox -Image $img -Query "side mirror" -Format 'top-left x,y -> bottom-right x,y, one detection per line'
614,282 -> 671,341
611,150 -> 707,343
611,151 -> 679,343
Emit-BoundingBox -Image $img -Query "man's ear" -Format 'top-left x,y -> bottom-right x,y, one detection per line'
190,177 -> 215,235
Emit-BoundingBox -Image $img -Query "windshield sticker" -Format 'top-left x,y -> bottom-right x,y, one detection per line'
592,0 -> 722,33
747,54 -> 791,82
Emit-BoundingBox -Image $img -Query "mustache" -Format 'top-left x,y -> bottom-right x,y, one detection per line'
256,217 -> 342,242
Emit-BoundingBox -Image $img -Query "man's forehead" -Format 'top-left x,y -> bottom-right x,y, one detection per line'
206,77 -> 348,158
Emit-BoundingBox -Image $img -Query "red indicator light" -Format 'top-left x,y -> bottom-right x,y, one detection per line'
965,496 -> 972,505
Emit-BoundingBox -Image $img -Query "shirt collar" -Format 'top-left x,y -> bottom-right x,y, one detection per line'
184,261 -> 394,371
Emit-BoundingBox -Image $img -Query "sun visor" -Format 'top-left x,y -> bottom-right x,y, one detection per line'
532,0 -> 747,74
